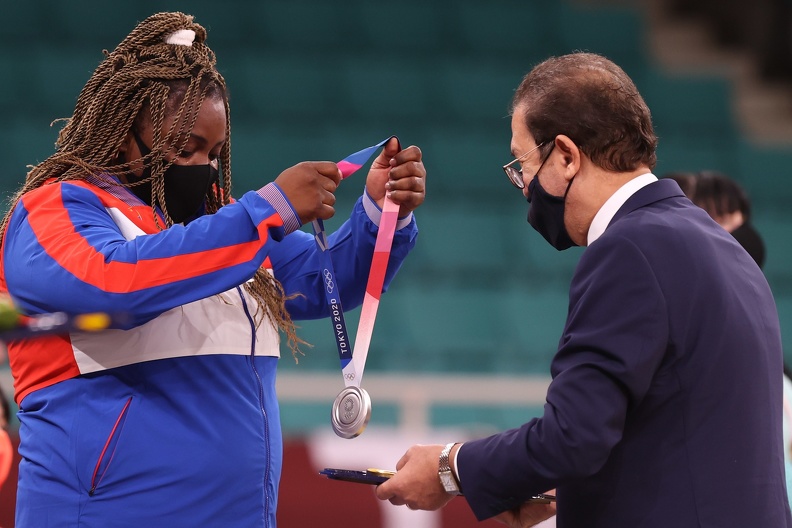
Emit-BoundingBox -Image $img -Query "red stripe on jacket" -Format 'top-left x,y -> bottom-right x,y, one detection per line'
22,182 -> 282,294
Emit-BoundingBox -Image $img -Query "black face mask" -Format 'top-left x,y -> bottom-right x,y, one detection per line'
526,147 -> 577,251
128,132 -> 219,224
730,221 -> 766,269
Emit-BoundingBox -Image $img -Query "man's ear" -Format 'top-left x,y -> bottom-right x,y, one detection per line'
554,134 -> 580,182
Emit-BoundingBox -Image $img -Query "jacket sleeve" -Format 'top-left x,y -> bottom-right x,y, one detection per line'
268,191 -> 419,320
457,234 -> 669,520
2,181 -> 289,327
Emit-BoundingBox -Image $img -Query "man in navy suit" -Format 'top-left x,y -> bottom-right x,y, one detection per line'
376,52 -> 792,527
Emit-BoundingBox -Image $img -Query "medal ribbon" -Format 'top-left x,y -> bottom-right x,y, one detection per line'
312,136 -> 400,389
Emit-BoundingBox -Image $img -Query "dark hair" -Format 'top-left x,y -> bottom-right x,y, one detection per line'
690,170 -> 751,221
0,12 -> 304,357
664,171 -> 698,198
1,12 -> 226,234
665,170 -> 764,268
511,52 -> 658,172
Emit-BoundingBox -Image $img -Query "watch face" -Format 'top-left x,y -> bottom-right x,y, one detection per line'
439,471 -> 459,493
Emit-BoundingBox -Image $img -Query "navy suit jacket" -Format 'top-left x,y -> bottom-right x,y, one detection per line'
459,179 -> 792,527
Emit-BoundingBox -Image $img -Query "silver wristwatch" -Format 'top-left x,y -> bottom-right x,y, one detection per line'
438,442 -> 462,495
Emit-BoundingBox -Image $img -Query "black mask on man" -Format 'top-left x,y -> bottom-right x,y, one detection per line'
128,131 -> 218,224
526,146 -> 577,251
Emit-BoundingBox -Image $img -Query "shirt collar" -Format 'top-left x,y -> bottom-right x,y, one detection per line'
587,173 -> 658,245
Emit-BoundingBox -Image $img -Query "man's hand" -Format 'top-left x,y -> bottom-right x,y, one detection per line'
273,161 -> 342,224
494,496 -> 557,528
365,138 -> 426,217
375,444 -> 454,511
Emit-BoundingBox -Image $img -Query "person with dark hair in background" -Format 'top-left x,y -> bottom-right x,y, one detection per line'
665,170 -> 765,267
376,52 -> 791,528
0,12 -> 426,527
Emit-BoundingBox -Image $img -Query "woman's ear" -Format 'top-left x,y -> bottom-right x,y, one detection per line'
117,130 -> 135,164
115,130 -> 144,184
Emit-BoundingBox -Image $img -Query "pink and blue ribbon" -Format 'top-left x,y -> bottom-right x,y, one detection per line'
311,136 -> 400,387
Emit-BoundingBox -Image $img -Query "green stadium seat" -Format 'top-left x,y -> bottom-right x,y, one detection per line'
28,48 -> 103,119
1,3 -> 49,45
225,51 -> 346,122
255,0 -> 362,53
363,282 -> 570,375
434,58 -> 526,123
653,135 -> 741,177
390,285 -> 514,373
351,1 -> 448,54
421,127 -> 514,195
336,56 -> 438,123
753,213 -> 792,294
196,1 -> 260,47
0,51 -> 28,114
44,2 -> 152,48
226,123 -> 337,194
451,0 -> 561,58
737,141 -> 792,208
0,119 -> 57,203
636,70 -> 737,136
404,203 -> 520,277
513,237 -> 584,285
501,284 -> 568,367
556,3 -> 647,73
5,119 -> 58,172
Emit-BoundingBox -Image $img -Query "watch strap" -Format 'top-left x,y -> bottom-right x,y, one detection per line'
439,442 -> 462,495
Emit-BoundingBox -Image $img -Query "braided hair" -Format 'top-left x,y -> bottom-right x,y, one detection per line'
0,12 -> 305,357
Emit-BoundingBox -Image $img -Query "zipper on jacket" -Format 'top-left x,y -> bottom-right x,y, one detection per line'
89,396 -> 132,496
236,286 -> 272,526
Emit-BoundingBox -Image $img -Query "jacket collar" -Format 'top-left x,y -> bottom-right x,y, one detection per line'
609,178 -> 686,227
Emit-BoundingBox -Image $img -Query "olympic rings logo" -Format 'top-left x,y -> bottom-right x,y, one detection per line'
344,373 -> 356,381
323,269 -> 334,293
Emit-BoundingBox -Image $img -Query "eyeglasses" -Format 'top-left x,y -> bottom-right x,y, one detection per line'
503,143 -> 545,189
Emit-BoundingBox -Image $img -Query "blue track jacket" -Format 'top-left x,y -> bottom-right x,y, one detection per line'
0,174 -> 418,527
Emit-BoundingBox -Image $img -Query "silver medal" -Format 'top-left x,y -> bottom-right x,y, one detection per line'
331,386 -> 372,439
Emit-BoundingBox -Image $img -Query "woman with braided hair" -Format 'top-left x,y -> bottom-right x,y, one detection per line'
0,12 -> 426,527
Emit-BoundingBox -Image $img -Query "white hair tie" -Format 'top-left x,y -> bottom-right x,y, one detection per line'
165,29 -> 195,46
